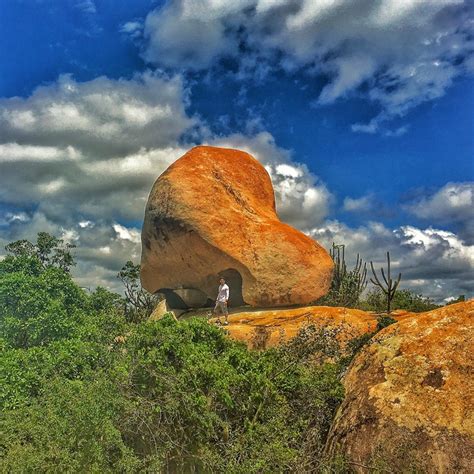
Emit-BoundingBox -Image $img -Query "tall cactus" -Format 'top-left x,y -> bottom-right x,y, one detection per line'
329,243 -> 368,306
330,243 -> 347,292
370,252 -> 401,314
354,253 -> 368,296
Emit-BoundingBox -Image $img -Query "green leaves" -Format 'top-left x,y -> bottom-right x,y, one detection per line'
117,261 -> 159,322
0,268 -> 88,348
1,243 -> 348,472
4,232 -> 76,273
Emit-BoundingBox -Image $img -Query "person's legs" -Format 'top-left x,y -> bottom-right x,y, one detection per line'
222,302 -> 229,325
213,301 -> 222,324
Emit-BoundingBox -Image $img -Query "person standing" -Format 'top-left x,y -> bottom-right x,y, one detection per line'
213,277 -> 229,325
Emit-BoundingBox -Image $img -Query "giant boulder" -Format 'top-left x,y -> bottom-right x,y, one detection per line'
325,301 -> 474,472
141,146 -> 333,307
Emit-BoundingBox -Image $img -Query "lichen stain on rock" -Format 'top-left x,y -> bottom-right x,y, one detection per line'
325,300 -> 474,473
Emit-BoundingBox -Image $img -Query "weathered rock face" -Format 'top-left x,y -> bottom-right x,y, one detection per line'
325,301 -> 474,473
141,146 -> 333,306
218,305 -> 379,349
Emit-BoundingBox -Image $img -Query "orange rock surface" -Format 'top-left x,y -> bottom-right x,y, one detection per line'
218,305 -> 379,349
325,300 -> 474,472
141,146 -> 333,306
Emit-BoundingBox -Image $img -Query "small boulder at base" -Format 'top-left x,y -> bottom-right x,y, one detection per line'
325,301 -> 474,473
158,288 -> 209,309
148,299 -> 178,321
141,146 -> 333,307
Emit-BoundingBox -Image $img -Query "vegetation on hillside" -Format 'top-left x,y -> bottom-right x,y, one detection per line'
0,233 -> 451,472
0,234 -> 356,472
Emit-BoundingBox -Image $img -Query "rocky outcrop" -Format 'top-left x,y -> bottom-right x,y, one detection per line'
325,301 -> 474,473
217,305 -> 379,349
148,299 -> 179,321
141,146 -> 333,307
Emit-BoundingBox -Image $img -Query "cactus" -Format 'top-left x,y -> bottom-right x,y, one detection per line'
328,243 -> 368,306
370,252 -> 402,314
330,243 -> 347,292
354,253 -> 368,296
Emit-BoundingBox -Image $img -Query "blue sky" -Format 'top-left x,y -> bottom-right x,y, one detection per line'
0,0 -> 473,301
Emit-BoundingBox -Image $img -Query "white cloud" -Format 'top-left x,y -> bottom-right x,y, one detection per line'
140,0 -> 474,129
0,72 -> 194,157
311,220 -> 474,302
75,0 -> 97,14
0,143 -> 80,162
0,73 -> 194,219
0,74 -> 331,290
406,182 -> 474,244
120,20 -> 143,39
142,0 -> 243,69
343,194 -> 374,213
406,182 -> 474,223
112,224 -> 141,243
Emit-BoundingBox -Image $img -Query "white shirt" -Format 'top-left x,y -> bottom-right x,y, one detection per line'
217,283 -> 229,302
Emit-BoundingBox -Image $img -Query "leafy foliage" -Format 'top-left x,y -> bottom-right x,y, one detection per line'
361,288 -> 440,313
0,245 -> 350,472
5,232 -> 76,273
117,260 -> 160,322
1,235 -> 448,471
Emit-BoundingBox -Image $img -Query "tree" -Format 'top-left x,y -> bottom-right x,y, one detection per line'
0,266 -> 87,348
88,286 -> 124,313
5,232 -> 76,273
4,239 -> 36,257
117,261 -> 159,321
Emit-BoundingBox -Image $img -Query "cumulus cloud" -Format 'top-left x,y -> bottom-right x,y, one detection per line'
0,72 -> 194,157
342,193 -> 395,218
0,73 -> 194,220
0,73 -> 331,290
139,0 -> 474,130
343,194 -> 374,213
311,220 -> 474,302
406,182 -> 474,223
406,182 -> 474,244
120,20 -> 143,39
75,0 -> 97,15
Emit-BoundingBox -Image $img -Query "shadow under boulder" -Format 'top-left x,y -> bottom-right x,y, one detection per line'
158,288 -> 209,310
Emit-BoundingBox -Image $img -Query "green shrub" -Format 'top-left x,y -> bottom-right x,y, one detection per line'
376,314 -> 397,331
1,377 -> 139,473
360,288 -> 440,313
0,247 -> 352,472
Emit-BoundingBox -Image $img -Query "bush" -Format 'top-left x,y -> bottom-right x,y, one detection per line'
1,377 -> 139,473
0,249 -> 350,472
360,288 -> 440,313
